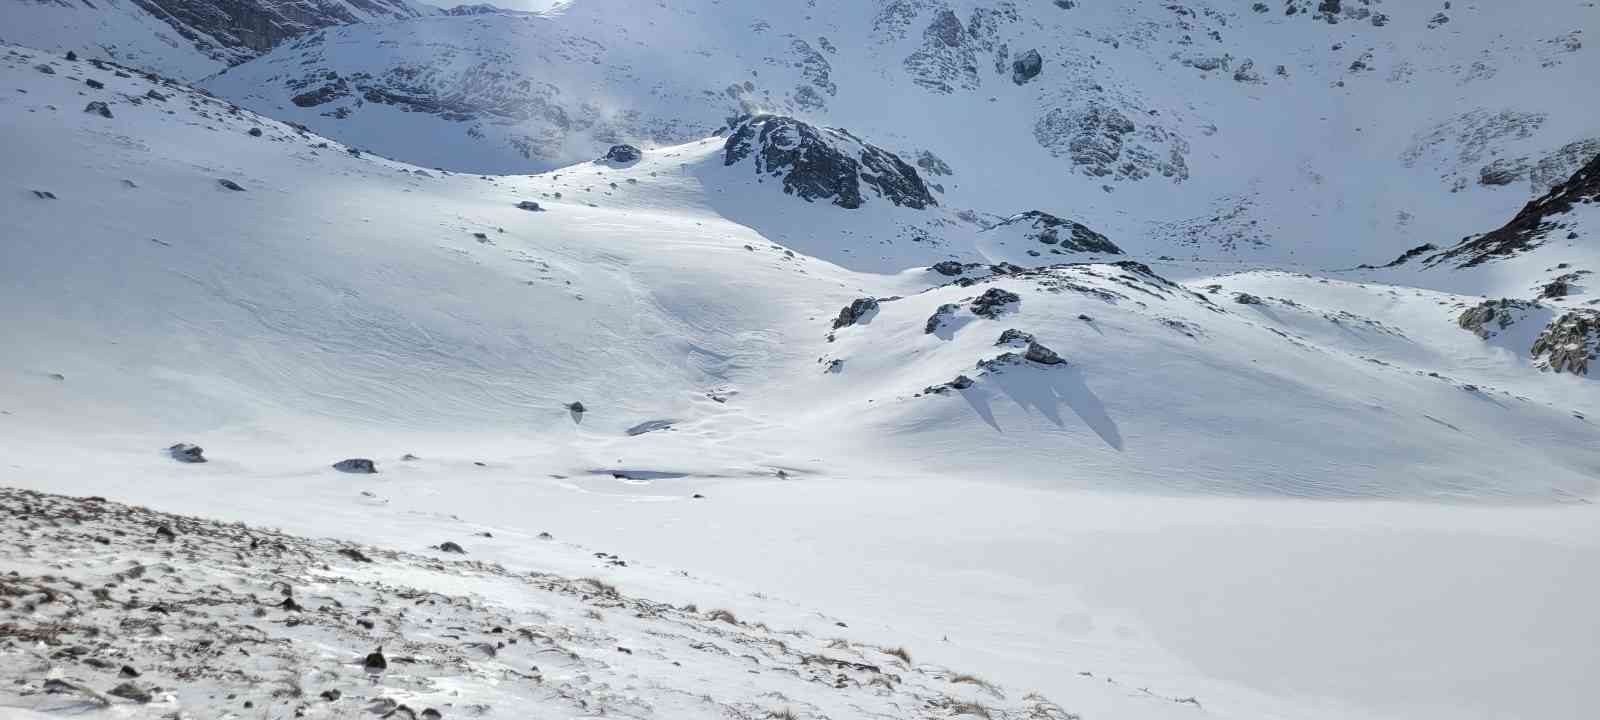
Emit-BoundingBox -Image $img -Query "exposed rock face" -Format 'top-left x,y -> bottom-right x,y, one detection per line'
930,260 -> 967,276
332,458 -> 378,473
1530,310 -> 1599,375
1378,243 -> 1437,268
122,0 -> 432,70
723,115 -> 936,210
1457,298 -> 1541,339
1034,100 -> 1189,183
1011,49 -> 1042,85
602,144 -> 642,164
989,211 -> 1121,254
1234,292 -> 1263,305
167,443 -> 206,463
996,328 -> 1033,346
831,297 -> 880,329
1428,152 -> 1599,267
970,288 -> 1020,318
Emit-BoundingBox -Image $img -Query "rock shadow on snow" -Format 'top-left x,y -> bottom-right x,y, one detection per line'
960,367 -> 1123,450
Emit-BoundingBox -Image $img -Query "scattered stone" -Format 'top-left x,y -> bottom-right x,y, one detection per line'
167,443 -> 206,463
626,419 -> 674,435
566,401 -> 586,413
247,127 -> 262,137
118,666 -> 140,678
824,358 -> 844,373
107,682 -> 153,703
516,200 -> 543,211
401,453 -> 420,461
34,64 -> 54,75
1078,314 -> 1093,322
930,260 -> 966,276
364,649 -> 388,671
84,78 -> 103,89
84,101 -> 112,118
217,179 -> 245,192
970,288 -> 1021,318
997,329 -> 1034,346
1234,292 -> 1263,305
66,51 -> 77,61
832,297 -> 880,329
421,709 -> 443,720
602,144 -> 642,163
437,541 -> 466,554
320,689 -> 342,702
144,89 -> 167,102
32,190 -> 57,200
155,525 -> 177,541
333,458 -> 377,473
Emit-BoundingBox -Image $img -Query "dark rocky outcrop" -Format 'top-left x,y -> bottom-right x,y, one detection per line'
1457,298 -> 1540,339
724,115 -> 935,210
1234,292 -> 1263,305
989,211 -> 1121,254
832,297 -> 880,329
168,443 -> 206,463
516,200 -> 543,212
602,144 -> 642,164
1011,49 -> 1043,85
84,101 -> 113,118
1530,310 -> 1599,375
1427,152 -> 1599,267
85,78 -> 104,89
970,288 -> 1020,318
332,458 -> 377,474
996,329 -> 1033,346
930,260 -> 967,276
925,303 -> 961,334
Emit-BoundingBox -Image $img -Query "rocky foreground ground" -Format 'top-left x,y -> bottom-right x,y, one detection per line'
0,487 -> 1081,719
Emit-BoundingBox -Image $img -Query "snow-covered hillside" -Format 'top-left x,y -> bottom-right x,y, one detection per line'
4,15 -> 1600,720
198,0 -> 1600,266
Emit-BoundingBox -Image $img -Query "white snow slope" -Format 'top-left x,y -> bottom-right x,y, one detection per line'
3,35 -> 1600,720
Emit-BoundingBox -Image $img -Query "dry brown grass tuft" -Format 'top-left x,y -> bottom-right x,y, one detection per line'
880,646 -> 912,664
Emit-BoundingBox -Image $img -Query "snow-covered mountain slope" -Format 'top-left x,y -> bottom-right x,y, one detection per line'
6,44 -> 1600,720
6,44 -> 1597,502
199,0 -> 1600,266
0,0 -> 437,79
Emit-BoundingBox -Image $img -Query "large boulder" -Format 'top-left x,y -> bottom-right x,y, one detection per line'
1530,310 -> 1600,375
1011,49 -> 1043,85
167,443 -> 206,463
970,288 -> 1021,318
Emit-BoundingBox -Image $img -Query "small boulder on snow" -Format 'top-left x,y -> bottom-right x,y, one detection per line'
602,144 -> 642,163
1234,292 -> 1263,305
83,101 -> 112,118
516,200 -> 544,212
84,78 -> 104,89
436,541 -> 466,554
218,179 -> 246,192
167,443 -> 206,463
930,260 -> 966,276
1024,340 -> 1066,365
333,458 -> 378,474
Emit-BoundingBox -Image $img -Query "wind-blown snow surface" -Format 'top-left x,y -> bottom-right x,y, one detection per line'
198,0 -> 1600,268
4,44 -> 1600,720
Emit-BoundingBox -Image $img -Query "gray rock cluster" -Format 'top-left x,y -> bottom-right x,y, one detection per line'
832,297 -> 881,329
1530,310 -> 1599,375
